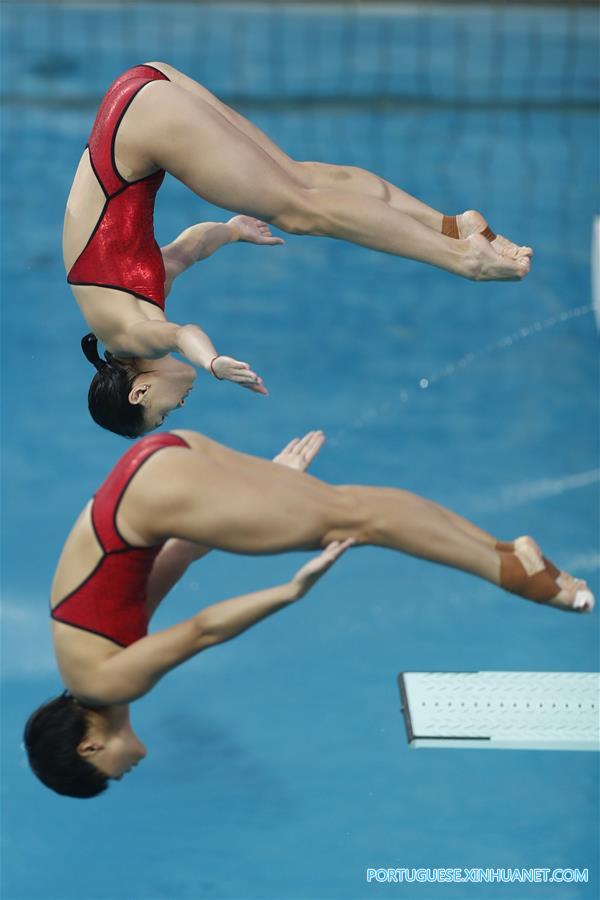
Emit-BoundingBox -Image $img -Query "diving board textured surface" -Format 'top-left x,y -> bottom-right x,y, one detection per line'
399,672 -> 600,751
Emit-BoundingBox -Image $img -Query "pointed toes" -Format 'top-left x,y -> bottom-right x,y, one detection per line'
573,587 -> 595,613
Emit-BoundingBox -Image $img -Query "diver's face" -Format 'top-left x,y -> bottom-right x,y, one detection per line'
129,356 -> 196,432
89,730 -> 148,781
77,708 -> 148,780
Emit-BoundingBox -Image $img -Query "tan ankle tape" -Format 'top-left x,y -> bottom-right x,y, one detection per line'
542,556 -> 560,580
481,225 -> 497,242
499,552 -> 559,602
442,215 -> 460,239
495,541 -> 561,580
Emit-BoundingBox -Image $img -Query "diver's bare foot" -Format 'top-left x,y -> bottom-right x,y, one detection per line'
464,232 -> 531,281
501,536 -> 595,613
457,209 -> 533,261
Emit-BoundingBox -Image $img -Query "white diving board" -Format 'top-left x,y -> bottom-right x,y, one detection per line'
398,672 -> 600,751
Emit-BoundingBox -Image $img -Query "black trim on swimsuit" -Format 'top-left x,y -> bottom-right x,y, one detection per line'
90,498 -> 103,551
86,144 -> 110,200
110,170 -> 164,196
137,63 -> 172,80
111,434 -> 191,545
51,545 -> 150,647
66,280 -> 165,309
67,201 -> 110,278
50,545 -> 137,617
51,555 -> 105,616
67,145 -> 164,290
51,617 -> 127,649
110,76 -> 169,185
111,446 -> 180,549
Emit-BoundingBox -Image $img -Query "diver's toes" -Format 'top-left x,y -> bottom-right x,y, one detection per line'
573,588 -> 595,612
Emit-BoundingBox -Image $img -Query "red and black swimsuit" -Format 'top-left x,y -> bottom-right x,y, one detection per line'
67,64 -> 170,310
51,433 -> 190,647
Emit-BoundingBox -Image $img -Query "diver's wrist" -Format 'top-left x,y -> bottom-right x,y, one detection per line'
227,221 -> 240,243
209,356 -> 223,379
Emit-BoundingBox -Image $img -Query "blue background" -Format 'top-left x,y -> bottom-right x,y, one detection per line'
1,3 -> 598,899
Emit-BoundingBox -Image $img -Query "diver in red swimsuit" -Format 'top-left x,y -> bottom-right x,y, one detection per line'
65,64 -> 283,437
64,62 -> 532,438
24,427 -> 593,798
26,431 -> 352,797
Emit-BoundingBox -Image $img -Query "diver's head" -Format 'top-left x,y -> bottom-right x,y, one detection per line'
24,694 -> 147,797
82,333 -> 195,437
24,692 -> 108,798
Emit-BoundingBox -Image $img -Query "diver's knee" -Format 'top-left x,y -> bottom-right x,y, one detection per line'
294,161 -> 321,188
271,189 -> 326,235
321,486 -> 371,545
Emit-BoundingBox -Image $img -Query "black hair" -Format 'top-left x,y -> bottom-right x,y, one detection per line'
23,692 -> 109,799
81,333 -> 145,438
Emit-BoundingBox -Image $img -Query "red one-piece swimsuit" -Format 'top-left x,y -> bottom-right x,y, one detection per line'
51,433 -> 190,647
67,64 -> 170,310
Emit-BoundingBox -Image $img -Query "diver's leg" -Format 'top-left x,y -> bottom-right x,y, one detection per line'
432,503 -> 497,546
129,447 -> 591,612
119,80 -> 529,281
144,62 -> 531,259
329,485 -> 593,612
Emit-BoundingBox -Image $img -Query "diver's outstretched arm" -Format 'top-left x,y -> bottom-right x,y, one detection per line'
113,318 -> 267,395
87,541 -> 352,705
161,215 -> 283,296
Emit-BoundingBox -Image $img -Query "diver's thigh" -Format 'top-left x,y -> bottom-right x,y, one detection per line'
119,80 -> 307,218
126,446 -> 351,553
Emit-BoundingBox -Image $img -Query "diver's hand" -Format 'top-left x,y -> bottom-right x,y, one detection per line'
210,355 -> 268,396
273,431 -> 325,471
291,540 -> 355,599
227,215 -> 285,246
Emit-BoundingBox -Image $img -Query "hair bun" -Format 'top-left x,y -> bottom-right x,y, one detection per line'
81,333 -> 107,372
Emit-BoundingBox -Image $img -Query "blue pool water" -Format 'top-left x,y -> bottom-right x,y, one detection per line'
1,4 -> 598,899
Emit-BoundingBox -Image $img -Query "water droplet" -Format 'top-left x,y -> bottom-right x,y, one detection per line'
419,378 -> 429,389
